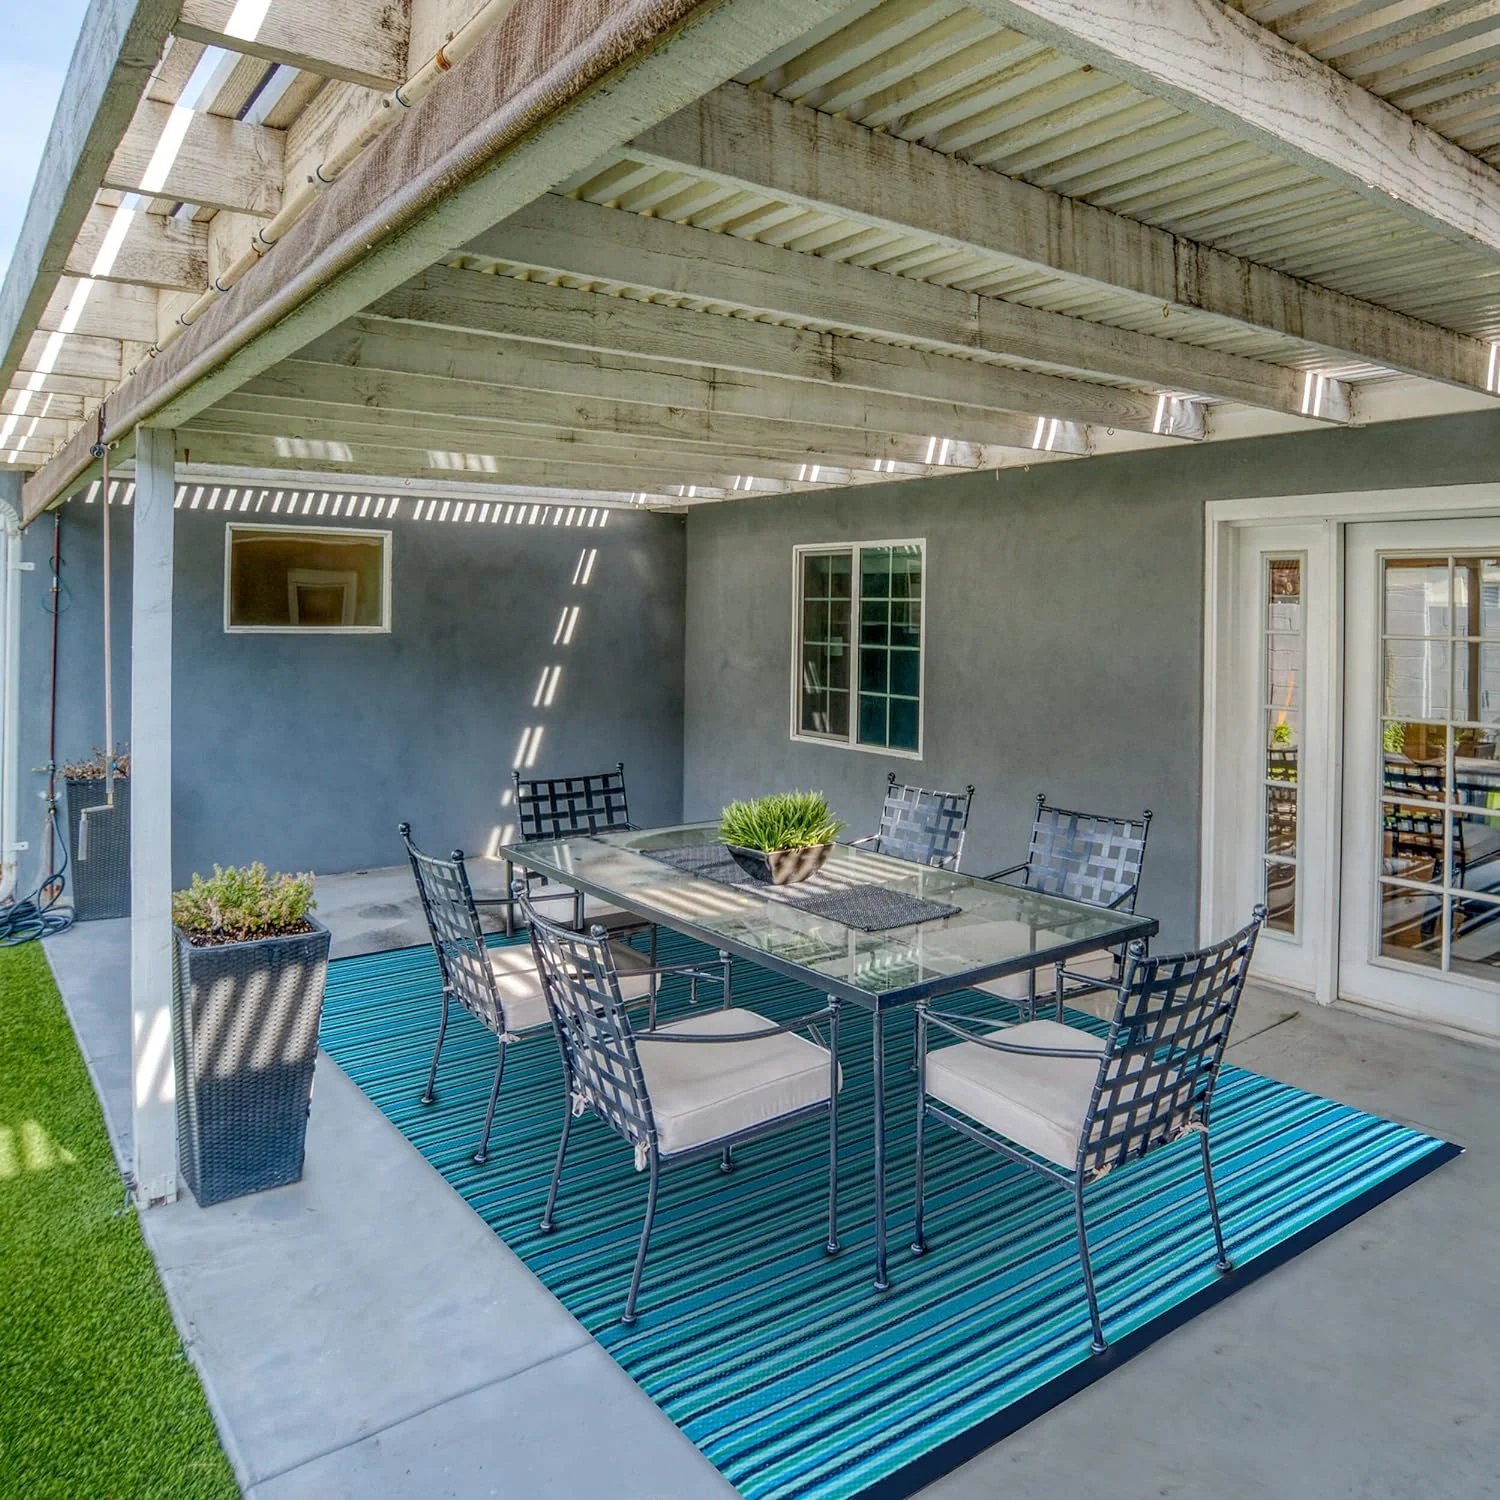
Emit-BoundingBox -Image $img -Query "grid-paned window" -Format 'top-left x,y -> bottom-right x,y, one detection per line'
795,541 -> 923,754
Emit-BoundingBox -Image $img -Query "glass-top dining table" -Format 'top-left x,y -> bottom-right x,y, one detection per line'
500,822 -> 1159,1289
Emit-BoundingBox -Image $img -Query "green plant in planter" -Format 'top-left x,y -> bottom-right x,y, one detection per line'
172,863 -> 316,946
720,791 -> 844,852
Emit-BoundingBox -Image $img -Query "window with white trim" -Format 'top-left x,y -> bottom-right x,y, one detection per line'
793,541 -> 924,755
225,525 -> 391,633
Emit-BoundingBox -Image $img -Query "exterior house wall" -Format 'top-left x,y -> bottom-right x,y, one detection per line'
681,408 -> 1500,952
14,499 -> 686,892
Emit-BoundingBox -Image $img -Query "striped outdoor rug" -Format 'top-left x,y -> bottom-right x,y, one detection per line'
319,932 -> 1459,1500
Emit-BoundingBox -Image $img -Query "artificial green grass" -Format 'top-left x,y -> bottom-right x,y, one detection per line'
0,944 -> 239,1499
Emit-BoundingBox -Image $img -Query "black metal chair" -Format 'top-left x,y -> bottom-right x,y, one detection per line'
523,888 -> 840,1326
505,762 -> 651,942
912,906 -> 1265,1353
850,771 -> 975,870
980,793 -> 1153,1018
401,822 -> 707,1165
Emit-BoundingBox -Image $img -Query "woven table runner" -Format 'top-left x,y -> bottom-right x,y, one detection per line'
640,842 -> 960,933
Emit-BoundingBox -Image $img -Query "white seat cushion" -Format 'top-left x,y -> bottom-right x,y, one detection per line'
635,1007 -> 836,1157
486,946 -> 551,1033
927,1019 -> 1104,1170
972,948 -> 1117,1003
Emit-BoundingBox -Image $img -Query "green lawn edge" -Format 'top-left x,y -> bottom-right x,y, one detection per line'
0,943 -> 239,1499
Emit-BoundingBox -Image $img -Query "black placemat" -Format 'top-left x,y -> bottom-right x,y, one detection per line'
640,842 -> 960,933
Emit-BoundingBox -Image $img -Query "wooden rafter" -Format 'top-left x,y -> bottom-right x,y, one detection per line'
630,82 -> 1497,394
174,0 -> 410,91
105,100 -> 283,216
473,193 -> 1350,421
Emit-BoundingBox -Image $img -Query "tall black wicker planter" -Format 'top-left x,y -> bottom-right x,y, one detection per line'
172,917 -> 331,1207
65,777 -> 130,920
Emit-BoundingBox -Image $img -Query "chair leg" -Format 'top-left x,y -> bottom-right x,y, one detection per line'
826,997 -> 840,1255
911,1009 -> 928,1256
539,1092 -> 573,1233
1054,961 -> 1066,1022
621,1151 -> 661,1326
472,1038 -> 506,1165
1198,1129 -> 1234,1273
720,951 -> 733,1010
1073,1175 -> 1107,1354
719,1145 -> 735,1174
421,991 -> 450,1106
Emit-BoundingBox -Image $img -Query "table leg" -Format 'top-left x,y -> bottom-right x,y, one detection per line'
872,1007 -> 890,1292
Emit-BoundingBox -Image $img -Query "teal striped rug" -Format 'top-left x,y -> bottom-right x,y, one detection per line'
319,932 -> 1458,1499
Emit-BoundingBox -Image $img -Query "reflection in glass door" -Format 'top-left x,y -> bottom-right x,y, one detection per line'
1263,558 -> 1303,934
1379,555 -> 1500,980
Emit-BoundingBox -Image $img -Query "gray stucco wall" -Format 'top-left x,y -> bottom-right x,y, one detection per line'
14,498 -> 686,890
682,407 -> 1500,951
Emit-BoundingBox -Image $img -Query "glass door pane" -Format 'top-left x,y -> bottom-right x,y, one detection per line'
1263,557 -> 1302,934
1378,555 -> 1500,981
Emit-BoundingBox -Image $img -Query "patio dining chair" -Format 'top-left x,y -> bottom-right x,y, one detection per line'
523,889 -> 841,1326
505,762 -> 653,947
911,906 -> 1265,1353
978,793 -> 1153,1019
400,823 -> 716,1166
849,771 -> 976,870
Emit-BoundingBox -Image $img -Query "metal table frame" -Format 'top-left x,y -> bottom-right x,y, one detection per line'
500,825 -> 1158,1290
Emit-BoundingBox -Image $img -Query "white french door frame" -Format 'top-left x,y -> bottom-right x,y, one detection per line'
1202,483 -> 1500,1012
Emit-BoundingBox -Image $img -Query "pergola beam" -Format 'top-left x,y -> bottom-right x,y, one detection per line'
170,429 -> 830,495
226,370 -> 1028,468
105,99 -> 283,216
23,0 -> 872,521
969,0 -> 1500,260
0,0 -> 178,396
292,317 -> 1093,451
631,83 -> 1496,394
372,264 -> 1191,436
174,0 -> 409,91
474,193 -> 1345,421
66,204 -> 208,291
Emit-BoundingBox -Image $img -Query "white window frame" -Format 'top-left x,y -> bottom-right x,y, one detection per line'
223,523 -> 393,634
790,537 -> 926,759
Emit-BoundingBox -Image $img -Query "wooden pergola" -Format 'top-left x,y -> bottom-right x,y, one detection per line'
5,0 -> 1500,1198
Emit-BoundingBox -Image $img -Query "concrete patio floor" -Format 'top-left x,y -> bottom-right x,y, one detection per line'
43,865 -> 1500,1499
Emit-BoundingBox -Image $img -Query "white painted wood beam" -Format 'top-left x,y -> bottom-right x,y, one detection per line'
17,329 -> 123,383
23,0 -> 872,522
130,423 -> 177,1207
473,193 -> 1345,421
182,404 -> 934,483
225,370 -> 1023,468
0,0 -> 178,397
631,83 -> 1496,396
66,203 -> 209,292
105,99 -> 283,216
175,0 -> 409,91
174,430 -> 826,494
372,265 -> 1173,434
294,317 -> 1089,451
38,278 -> 159,344
968,0 -> 1500,260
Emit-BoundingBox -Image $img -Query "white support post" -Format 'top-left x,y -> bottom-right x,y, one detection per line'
130,424 -> 177,1206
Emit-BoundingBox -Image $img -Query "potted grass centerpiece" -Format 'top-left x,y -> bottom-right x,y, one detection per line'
171,864 -> 329,1206
721,791 -> 844,885
63,744 -> 131,921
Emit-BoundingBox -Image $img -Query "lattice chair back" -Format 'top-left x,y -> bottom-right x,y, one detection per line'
1078,908 -> 1264,1182
874,772 -> 975,869
1023,794 -> 1153,911
515,762 -> 633,842
524,895 -> 656,1163
1382,762 -> 1449,876
400,824 -> 505,1035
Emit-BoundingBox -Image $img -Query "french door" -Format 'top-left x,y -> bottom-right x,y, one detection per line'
1340,521 -> 1500,1037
